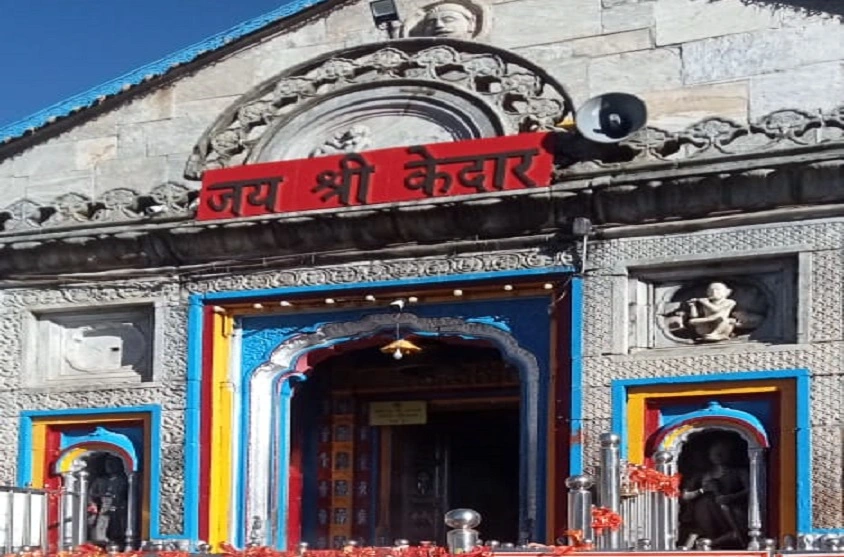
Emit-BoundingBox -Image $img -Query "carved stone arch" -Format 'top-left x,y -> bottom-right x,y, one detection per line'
185,38 -> 574,179
244,312 -> 543,547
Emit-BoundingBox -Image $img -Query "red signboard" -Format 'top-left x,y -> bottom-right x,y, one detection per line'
197,133 -> 556,221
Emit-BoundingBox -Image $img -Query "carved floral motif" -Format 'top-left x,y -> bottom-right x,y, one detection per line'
185,40 -> 574,178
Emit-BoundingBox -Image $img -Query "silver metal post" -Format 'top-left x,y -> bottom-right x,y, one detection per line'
654,451 -> 675,550
75,470 -> 89,546
21,488 -> 32,549
565,475 -> 593,544
598,434 -> 621,549
125,472 -> 137,550
747,448 -> 765,549
4,489 -> 14,554
60,474 -> 76,549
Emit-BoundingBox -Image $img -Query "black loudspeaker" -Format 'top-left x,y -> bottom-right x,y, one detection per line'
575,93 -> 648,144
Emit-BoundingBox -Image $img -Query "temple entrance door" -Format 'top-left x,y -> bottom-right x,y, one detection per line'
293,337 -> 523,548
388,405 -> 520,544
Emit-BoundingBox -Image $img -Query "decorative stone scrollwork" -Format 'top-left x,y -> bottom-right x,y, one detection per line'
184,39 -> 574,178
559,104 -> 844,174
0,183 -> 198,235
2,199 -> 42,231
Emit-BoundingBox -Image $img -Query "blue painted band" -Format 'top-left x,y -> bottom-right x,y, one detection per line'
568,276 -> 584,476
184,295 -> 205,541
17,415 -> 33,487
0,0 -> 330,142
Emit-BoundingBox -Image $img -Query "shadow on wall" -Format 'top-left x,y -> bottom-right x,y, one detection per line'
709,0 -> 844,18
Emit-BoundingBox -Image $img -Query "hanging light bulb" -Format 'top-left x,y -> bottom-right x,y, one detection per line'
393,348 -> 404,360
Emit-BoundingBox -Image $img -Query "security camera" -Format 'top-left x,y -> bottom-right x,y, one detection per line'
389,299 -> 406,312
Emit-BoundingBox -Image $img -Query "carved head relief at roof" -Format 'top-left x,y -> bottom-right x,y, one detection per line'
184,39 -> 573,178
403,0 -> 488,40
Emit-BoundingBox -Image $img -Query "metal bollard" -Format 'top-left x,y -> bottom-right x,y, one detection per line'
444,509 -> 481,554
565,475 -> 594,545
598,434 -> 621,550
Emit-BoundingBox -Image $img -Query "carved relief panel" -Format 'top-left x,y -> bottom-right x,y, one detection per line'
628,258 -> 799,351
25,305 -> 155,388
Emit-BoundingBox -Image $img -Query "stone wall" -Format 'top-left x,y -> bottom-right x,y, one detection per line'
582,216 -> 844,529
1,0 -> 842,203
0,278 -> 189,535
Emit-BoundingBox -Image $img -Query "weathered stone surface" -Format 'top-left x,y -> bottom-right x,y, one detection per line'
643,81 -> 748,130
142,113 -> 221,158
94,155 -> 167,194
173,55 -> 260,103
514,29 -> 651,60
601,0 -> 654,33
589,47 -> 682,95
74,136 -> 118,170
11,139 -> 77,177
489,0 -> 601,48
0,176 -> 27,203
682,25 -> 844,85
654,0 -> 779,46
509,52 -> 590,104
750,61 -> 844,119
115,88 -> 175,125
254,43 -> 332,82
116,124 -> 148,158
26,171 -> 94,203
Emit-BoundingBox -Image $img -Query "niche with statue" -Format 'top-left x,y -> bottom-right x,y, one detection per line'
628,258 -> 798,350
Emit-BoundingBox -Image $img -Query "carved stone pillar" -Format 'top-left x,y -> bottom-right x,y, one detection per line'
747,448 -> 765,549
61,473 -> 77,549
124,472 -> 137,550
75,471 -> 89,546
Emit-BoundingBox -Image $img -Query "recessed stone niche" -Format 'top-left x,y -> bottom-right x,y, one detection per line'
26,305 -> 154,388
628,258 -> 797,351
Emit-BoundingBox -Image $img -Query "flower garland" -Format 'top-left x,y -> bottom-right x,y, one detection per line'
626,465 -> 680,497
25,541 -> 585,557
590,507 -> 622,535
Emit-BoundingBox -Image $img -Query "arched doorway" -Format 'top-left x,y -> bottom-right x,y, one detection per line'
245,312 -> 541,549
291,336 -> 521,548
53,432 -> 140,550
647,402 -> 769,549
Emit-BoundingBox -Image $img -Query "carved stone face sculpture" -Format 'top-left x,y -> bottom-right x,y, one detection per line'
423,3 -> 477,39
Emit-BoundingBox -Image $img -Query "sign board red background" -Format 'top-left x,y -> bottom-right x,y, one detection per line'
197,132 -> 556,221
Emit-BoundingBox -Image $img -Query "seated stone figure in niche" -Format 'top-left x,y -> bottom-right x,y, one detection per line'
87,455 -> 129,546
686,282 -> 737,342
666,281 -> 764,343
679,434 -> 749,549
310,125 -> 372,157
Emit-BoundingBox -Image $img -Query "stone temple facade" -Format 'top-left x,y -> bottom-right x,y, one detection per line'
0,0 -> 842,552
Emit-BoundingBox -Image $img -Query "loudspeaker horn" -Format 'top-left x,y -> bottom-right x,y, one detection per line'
575,93 -> 647,144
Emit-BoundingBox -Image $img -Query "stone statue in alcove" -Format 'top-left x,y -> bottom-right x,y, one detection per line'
87,455 -> 129,546
665,281 -> 765,343
679,435 -> 749,549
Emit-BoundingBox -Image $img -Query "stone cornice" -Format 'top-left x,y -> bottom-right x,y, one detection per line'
1,107 -> 843,278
